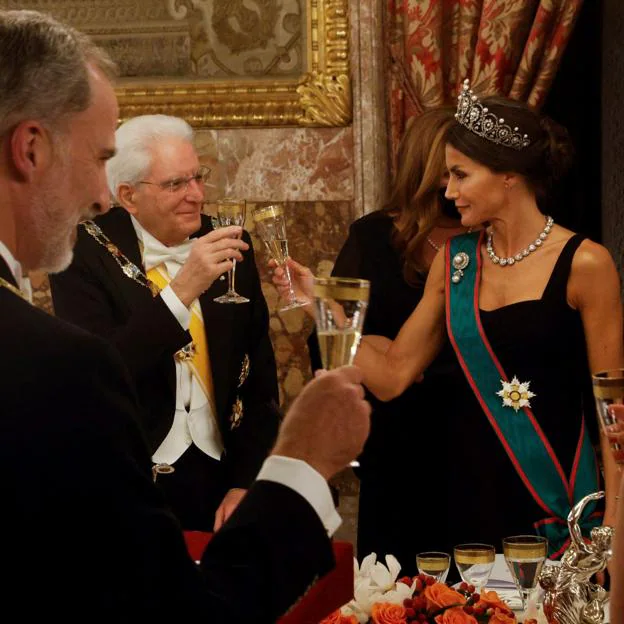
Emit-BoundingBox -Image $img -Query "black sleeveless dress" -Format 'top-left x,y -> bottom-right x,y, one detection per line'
436,234 -> 600,555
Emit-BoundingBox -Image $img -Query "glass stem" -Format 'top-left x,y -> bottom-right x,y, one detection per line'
229,259 -> 237,294
283,261 -> 297,303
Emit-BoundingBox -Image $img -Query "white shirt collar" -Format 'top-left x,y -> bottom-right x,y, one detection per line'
0,240 -> 21,284
0,240 -> 32,302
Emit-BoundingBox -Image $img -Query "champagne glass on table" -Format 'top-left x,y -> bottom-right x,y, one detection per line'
454,543 -> 495,594
313,276 -> 370,467
502,535 -> 548,613
251,204 -> 307,311
214,199 -> 249,304
416,551 -> 451,583
592,368 -> 624,465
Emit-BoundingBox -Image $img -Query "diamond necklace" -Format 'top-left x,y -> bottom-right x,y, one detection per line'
486,215 -> 554,267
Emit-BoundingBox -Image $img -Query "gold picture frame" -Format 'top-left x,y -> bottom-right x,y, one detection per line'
116,0 -> 351,128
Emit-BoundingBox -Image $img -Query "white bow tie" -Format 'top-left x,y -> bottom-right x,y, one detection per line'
143,240 -> 193,275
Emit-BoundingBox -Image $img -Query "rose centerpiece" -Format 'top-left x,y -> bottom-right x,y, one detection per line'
320,553 -> 537,624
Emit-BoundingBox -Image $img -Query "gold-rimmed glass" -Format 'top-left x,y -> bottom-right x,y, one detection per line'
592,369 -> 624,464
252,204 -> 307,312
417,551 -> 451,583
502,535 -> 548,613
313,276 -> 370,468
312,277 -> 370,370
214,199 -> 249,304
454,543 -> 495,593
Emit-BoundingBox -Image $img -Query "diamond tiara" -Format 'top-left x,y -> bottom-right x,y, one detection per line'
455,79 -> 531,150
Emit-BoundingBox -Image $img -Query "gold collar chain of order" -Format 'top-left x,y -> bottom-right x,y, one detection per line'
83,221 -> 161,297
0,276 -> 28,302
82,221 -> 195,362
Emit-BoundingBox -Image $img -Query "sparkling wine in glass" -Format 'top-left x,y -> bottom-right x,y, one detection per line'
502,535 -> 547,612
214,199 -> 249,304
251,204 -> 306,312
312,277 -> 370,370
454,543 -> 495,593
592,368 -> 624,465
313,276 -> 370,467
417,551 -> 451,583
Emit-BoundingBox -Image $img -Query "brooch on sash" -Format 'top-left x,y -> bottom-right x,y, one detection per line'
451,252 -> 469,284
497,376 -> 536,412
230,354 -> 250,430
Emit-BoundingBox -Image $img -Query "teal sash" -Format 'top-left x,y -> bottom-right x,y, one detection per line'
446,232 -> 601,558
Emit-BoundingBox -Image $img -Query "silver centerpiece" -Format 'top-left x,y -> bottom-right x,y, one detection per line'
539,491 -> 613,624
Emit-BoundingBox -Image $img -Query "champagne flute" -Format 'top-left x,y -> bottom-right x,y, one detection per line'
417,551 -> 451,583
454,543 -> 495,593
214,199 -> 250,304
251,204 -> 307,311
502,535 -> 548,612
592,368 -> 624,465
312,277 -> 370,370
313,276 -> 370,467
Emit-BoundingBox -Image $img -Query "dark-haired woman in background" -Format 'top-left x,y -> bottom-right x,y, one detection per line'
285,107 -> 470,572
279,85 -> 623,557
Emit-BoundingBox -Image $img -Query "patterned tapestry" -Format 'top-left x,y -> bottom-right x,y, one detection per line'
385,0 -> 584,166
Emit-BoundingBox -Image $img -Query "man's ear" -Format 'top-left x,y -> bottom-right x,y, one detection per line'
117,183 -> 138,214
10,120 -> 53,180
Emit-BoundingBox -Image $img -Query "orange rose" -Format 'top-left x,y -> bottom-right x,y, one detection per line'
319,610 -> 358,624
475,590 -> 512,614
488,608 -> 517,624
371,602 -> 408,624
434,606 -> 478,624
424,583 -> 466,610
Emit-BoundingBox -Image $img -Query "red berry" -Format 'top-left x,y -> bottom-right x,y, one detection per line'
405,608 -> 416,618
459,582 -> 469,591
414,578 -> 424,592
467,584 -> 476,594
418,614 -> 428,622
463,606 -> 474,615
403,599 -> 413,608
472,593 -> 480,602
399,576 -> 412,586
425,576 -> 436,586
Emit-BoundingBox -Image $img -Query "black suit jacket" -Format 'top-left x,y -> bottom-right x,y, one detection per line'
50,208 -> 280,490
0,257 -> 333,621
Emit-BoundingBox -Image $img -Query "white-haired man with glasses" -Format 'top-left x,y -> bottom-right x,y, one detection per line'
50,113 -> 281,533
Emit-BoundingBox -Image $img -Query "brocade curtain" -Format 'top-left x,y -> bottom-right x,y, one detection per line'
386,0 -> 585,168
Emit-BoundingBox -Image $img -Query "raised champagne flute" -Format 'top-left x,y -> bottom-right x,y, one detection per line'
502,535 -> 548,613
214,198 -> 250,304
416,551 -> 451,583
454,543 -> 496,593
251,204 -> 306,311
592,368 -> 624,465
313,276 -> 370,467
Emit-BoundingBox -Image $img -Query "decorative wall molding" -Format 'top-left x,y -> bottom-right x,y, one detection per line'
115,0 -> 351,127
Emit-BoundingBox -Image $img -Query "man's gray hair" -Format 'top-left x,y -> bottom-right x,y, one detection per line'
0,10 -> 117,138
106,115 -> 194,200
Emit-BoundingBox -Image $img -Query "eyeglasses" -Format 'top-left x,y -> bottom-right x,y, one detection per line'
137,166 -> 211,194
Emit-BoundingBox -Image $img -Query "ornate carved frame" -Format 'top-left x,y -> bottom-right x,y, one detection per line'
116,0 -> 351,128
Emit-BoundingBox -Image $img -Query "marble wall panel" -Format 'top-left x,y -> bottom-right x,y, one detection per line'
195,127 -> 354,203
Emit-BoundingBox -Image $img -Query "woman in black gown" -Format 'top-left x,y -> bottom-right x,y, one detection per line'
276,88 -> 623,560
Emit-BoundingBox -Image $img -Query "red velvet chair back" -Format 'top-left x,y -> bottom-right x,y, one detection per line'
183,531 -> 354,623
